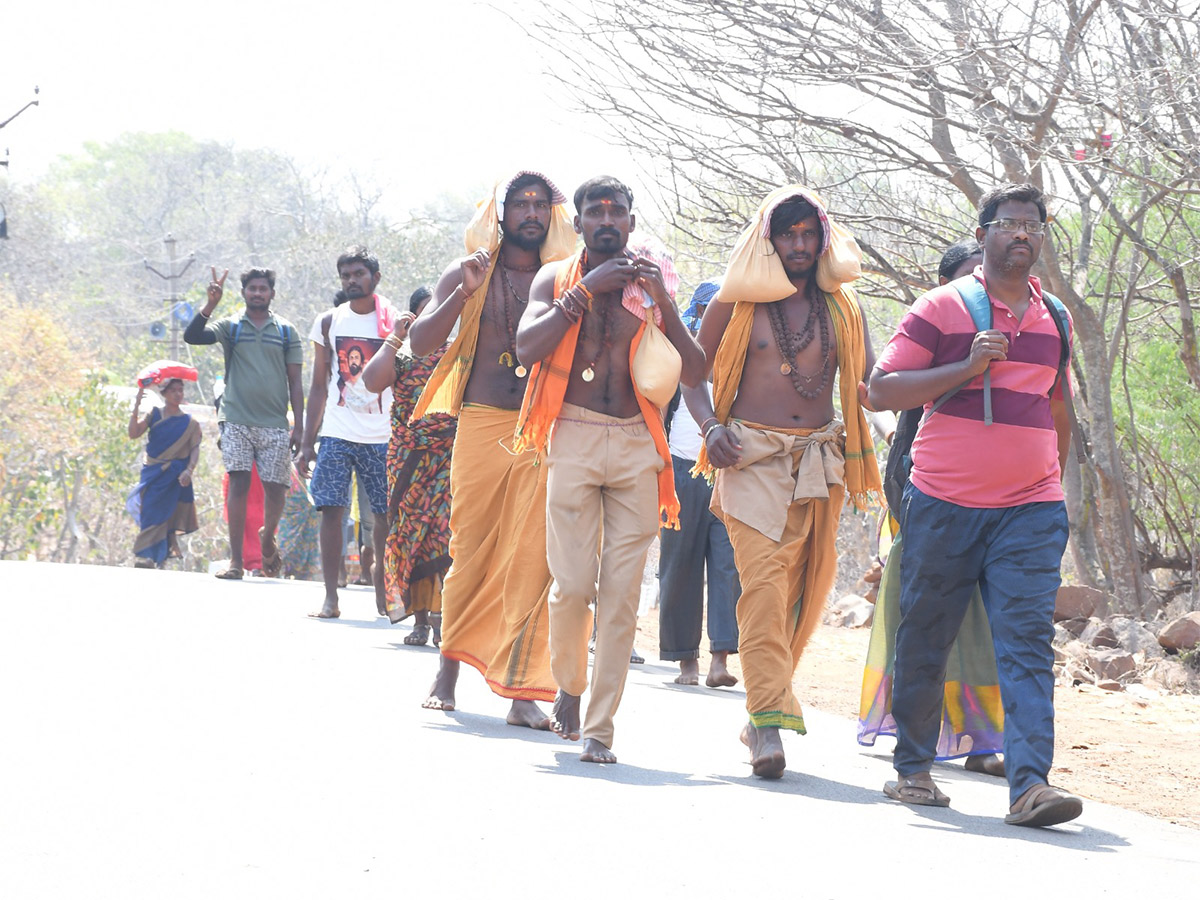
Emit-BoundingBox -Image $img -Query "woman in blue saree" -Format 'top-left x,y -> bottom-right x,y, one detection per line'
127,379 -> 202,567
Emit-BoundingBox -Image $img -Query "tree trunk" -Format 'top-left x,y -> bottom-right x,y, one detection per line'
1078,330 -> 1147,616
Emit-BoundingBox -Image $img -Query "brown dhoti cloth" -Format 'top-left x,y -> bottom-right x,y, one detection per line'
438,403 -> 554,701
713,419 -> 847,733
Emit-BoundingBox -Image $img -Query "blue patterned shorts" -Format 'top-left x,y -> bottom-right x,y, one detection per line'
309,436 -> 388,513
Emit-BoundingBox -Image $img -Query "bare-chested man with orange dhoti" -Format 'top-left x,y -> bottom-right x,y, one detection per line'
514,176 -> 705,763
684,186 -> 881,778
407,171 -> 575,727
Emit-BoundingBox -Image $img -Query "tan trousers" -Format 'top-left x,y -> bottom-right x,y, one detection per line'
546,403 -> 663,749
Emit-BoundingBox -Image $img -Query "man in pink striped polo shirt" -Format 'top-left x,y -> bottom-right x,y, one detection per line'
869,184 -> 1084,828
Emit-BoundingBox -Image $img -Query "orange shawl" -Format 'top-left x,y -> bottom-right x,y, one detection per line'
513,251 -> 681,529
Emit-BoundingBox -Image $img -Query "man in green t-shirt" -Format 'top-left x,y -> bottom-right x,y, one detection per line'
184,267 -> 305,579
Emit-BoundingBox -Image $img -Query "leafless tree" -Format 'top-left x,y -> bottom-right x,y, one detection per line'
529,0 -> 1200,613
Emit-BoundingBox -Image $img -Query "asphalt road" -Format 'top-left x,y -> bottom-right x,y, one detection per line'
2,561 -> 1197,898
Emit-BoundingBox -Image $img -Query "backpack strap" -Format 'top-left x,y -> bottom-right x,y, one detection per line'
1040,291 -> 1087,465
1041,291 -> 1071,397
320,312 -> 337,382
321,311 -> 334,356
225,317 -> 299,388
931,276 -> 995,424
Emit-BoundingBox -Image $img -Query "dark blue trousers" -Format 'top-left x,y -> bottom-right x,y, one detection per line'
892,483 -> 1069,804
658,455 -> 740,660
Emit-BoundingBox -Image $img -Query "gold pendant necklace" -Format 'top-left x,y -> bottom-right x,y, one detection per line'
496,348 -> 525,376
497,351 -> 528,378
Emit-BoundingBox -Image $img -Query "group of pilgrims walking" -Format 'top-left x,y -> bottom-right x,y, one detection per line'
129,170 -> 1084,829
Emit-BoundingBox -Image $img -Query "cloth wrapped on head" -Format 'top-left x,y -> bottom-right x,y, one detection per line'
721,185 -> 862,304
411,170 -> 575,422
696,184 -> 880,510
463,170 -> 576,263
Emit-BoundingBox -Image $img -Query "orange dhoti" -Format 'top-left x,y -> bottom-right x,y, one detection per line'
713,419 -> 847,733
438,403 -> 555,701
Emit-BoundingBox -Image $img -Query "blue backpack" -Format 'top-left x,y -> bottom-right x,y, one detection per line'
881,277 -> 1072,513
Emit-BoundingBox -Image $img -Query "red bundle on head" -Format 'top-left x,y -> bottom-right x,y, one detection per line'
136,360 -> 198,388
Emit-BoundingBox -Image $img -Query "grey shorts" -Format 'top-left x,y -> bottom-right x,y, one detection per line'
220,423 -> 292,484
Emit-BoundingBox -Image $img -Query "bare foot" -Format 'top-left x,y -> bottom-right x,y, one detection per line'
421,656 -> 459,711
360,546 -> 374,586
580,738 -> 617,763
308,596 -> 340,619
964,753 -> 1006,777
506,700 -> 552,730
706,651 -> 738,688
740,720 -> 786,779
551,690 -> 581,741
259,527 -> 282,577
403,624 -> 431,646
674,659 -> 700,685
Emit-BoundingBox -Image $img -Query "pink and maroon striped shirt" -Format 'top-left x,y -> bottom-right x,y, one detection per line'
875,268 -> 1072,509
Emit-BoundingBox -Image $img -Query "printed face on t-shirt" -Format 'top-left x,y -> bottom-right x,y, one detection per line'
335,336 -> 384,412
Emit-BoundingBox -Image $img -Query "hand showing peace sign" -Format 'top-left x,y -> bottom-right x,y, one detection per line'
205,267 -> 229,311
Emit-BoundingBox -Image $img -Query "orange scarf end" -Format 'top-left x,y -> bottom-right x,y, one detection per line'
659,486 -> 681,531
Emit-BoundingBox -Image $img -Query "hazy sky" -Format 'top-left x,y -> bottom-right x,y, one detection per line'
1,0 -> 641,216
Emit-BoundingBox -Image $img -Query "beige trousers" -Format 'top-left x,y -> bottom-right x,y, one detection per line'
546,403 -> 664,748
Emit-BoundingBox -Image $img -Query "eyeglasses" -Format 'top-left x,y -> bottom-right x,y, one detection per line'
982,218 -> 1046,234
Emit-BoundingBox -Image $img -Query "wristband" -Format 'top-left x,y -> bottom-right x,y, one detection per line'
553,297 -> 582,324
702,419 -> 722,439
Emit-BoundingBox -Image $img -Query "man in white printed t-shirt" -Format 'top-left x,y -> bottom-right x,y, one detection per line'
297,246 -> 397,619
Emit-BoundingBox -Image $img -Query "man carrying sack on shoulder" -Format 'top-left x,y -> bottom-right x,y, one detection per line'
515,175 -> 705,765
683,184 -> 881,779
